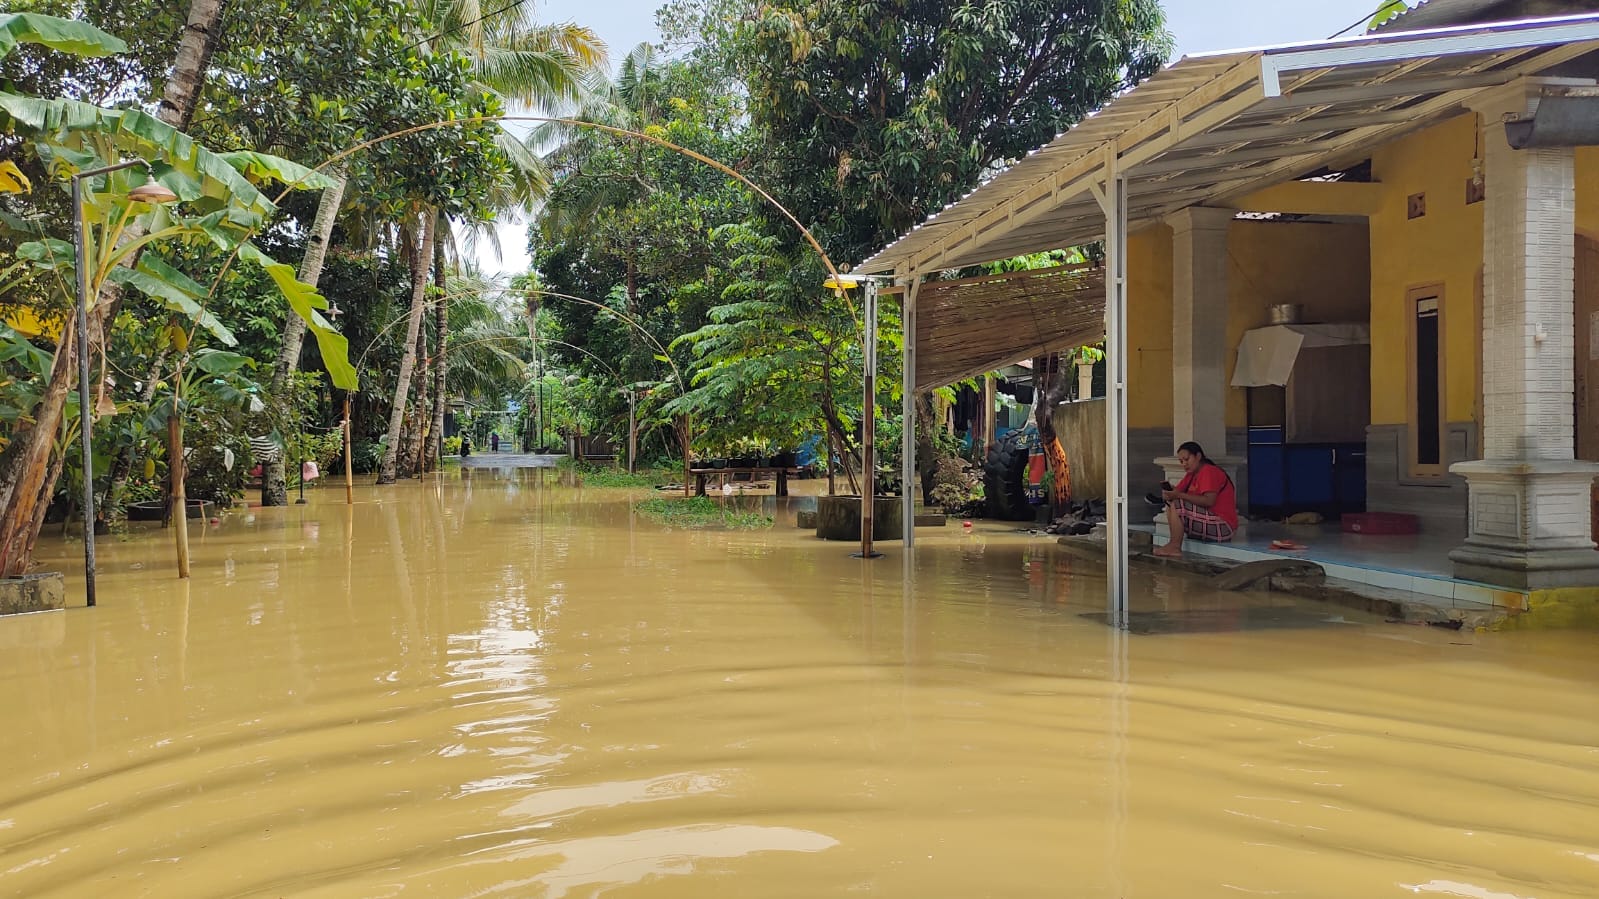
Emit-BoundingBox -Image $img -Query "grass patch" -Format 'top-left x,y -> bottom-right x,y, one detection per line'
558,457 -> 672,489
635,496 -> 773,530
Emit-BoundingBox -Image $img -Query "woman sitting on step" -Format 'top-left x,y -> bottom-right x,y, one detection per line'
1152,441 -> 1237,558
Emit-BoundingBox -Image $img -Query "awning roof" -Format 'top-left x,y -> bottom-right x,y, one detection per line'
858,13 -> 1599,275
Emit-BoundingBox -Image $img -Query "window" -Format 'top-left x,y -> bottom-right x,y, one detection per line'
1408,285 -> 1447,477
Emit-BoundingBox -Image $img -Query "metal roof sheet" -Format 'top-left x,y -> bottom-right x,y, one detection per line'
857,12 -> 1599,275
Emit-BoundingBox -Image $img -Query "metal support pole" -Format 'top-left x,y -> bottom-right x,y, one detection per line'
71,175 -> 97,608
67,159 -> 148,607
1097,169 -> 1131,629
900,277 -> 918,547
343,394 -> 354,505
628,387 -> 638,475
857,279 -> 880,559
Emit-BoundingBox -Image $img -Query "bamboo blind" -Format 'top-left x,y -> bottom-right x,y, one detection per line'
914,263 -> 1106,391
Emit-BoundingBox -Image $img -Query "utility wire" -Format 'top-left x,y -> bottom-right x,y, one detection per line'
407,0 -> 535,51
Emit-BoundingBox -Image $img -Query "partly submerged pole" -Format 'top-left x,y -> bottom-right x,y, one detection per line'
1096,167 -> 1130,628
71,174 -> 98,607
343,393 -> 354,505
900,277 -> 918,548
628,387 -> 638,475
168,391 -> 191,579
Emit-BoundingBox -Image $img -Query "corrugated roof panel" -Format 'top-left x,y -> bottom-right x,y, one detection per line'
857,13 -> 1599,274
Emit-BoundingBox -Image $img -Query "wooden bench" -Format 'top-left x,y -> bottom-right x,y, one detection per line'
690,467 -> 800,497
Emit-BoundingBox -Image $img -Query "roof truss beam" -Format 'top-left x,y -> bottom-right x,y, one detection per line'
1260,15 -> 1599,96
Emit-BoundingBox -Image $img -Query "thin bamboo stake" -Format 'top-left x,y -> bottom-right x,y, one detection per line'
168,409 -> 190,578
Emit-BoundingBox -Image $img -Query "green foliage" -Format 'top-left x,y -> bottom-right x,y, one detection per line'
727,0 -> 1171,262
929,455 -> 984,516
1367,1 -> 1411,31
559,457 -> 671,488
183,413 -> 252,506
0,12 -> 126,60
634,495 -> 773,530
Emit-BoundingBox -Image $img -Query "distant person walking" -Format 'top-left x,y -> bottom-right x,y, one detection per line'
1153,441 -> 1237,557
490,432 -> 500,452
460,435 -> 471,457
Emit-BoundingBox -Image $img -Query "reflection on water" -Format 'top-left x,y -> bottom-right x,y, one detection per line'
2,469 -> 1598,897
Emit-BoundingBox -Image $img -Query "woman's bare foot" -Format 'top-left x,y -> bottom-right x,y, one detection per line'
1152,544 -> 1183,558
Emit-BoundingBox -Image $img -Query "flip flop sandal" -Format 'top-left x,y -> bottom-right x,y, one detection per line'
1270,539 -> 1307,551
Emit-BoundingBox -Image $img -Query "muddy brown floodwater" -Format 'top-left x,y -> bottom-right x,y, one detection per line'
3,468 -> 1599,897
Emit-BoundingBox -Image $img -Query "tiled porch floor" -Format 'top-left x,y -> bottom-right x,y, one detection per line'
1148,520 -> 1530,611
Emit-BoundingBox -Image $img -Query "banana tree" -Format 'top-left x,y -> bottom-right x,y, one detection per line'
0,14 -> 358,577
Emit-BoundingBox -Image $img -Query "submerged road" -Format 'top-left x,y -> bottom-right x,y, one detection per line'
456,450 -> 565,468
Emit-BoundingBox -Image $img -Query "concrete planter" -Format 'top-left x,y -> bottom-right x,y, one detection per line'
128,499 -> 213,522
815,495 -> 903,541
0,572 -> 65,615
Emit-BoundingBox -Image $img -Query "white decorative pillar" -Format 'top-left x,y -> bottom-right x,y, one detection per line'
1451,82 -> 1599,589
1158,206 -> 1237,488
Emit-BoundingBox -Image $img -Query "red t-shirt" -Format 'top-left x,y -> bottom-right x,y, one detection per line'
1178,463 -> 1237,529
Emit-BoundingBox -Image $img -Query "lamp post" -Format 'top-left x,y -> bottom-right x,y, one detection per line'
72,160 -> 178,607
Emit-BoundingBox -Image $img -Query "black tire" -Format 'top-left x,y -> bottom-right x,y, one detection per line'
983,432 -> 1033,521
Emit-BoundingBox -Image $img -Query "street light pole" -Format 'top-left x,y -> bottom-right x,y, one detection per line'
71,159 -> 176,607
858,278 -> 879,559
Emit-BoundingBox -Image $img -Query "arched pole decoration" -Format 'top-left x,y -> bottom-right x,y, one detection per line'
192,115 -> 858,505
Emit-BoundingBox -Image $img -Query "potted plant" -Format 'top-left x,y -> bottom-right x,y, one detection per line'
1076,345 -> 1104,400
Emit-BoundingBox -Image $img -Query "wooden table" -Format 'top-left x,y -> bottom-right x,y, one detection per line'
691,467 -> 799,497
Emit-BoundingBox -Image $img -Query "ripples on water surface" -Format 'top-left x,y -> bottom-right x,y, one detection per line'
2,468 -> 1598,897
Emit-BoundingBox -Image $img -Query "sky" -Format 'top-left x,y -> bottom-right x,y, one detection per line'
472,0 -> 1397,276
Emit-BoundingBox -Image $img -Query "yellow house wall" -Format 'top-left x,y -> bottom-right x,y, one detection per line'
1128,224 -> 1172,429
1368,113 -> 1484,427
1367,123 -> 1599,431
1126,220 -> 1370,431
1580,146 -> 1599,240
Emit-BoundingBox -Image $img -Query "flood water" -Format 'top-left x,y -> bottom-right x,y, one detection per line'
4,466 -> 1599,897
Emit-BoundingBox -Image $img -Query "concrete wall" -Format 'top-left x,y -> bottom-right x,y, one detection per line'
1053,399 -> 1107,501
1068,422 -> 1249,513
1365,423 -> 1473,536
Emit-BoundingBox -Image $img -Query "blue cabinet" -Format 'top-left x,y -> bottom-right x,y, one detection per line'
1247,430 -> 1365,518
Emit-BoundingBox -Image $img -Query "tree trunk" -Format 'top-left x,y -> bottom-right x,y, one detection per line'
264,169 -> 346,505
916,392 -> 937,500
158,0 -> 228,130
407,322 -> 429,478
378,214 -> 435,484
0,0 -> 224,575
0,323 -> 75,576
425,237 -> 449,473
1033,354 -> 1072,509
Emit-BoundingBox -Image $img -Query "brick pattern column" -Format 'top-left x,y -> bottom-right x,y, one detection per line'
1480,136 -> 1575,461
1451,81 -> 1599,590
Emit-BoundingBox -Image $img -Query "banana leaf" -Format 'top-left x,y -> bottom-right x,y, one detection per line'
238,244 -> 357,390
0,13 -> 126,61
